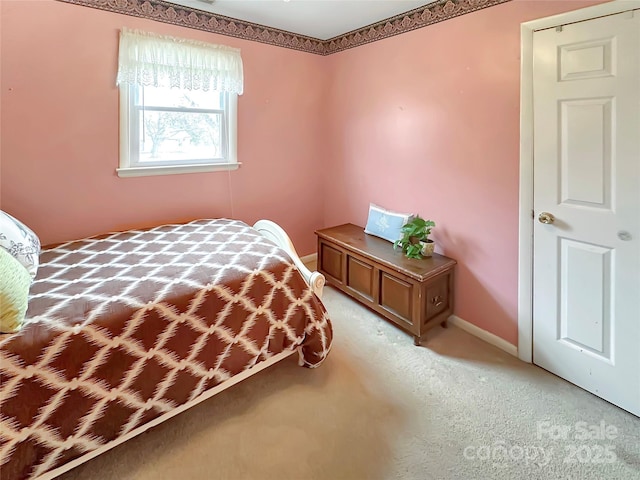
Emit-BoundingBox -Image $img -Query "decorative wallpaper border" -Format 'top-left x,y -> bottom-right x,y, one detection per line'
56,0 -> 512,55
324,0 -> 512,55
56,0 -> 326,54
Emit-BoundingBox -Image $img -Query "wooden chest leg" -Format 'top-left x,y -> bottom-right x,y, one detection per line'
413,335 -> 422,346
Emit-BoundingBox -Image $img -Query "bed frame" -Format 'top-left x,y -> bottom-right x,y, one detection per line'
253,220 -> 325,298
35,219 -> 325,480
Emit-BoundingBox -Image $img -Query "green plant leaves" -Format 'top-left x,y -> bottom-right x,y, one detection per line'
405,243 -> 422,259
394,215 -> 435,259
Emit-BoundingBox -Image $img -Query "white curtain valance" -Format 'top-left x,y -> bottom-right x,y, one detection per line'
116,27 -> 244,95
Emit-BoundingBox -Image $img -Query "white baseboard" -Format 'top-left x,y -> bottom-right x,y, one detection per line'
448,315 -> 518,357
300,253 -> 317,265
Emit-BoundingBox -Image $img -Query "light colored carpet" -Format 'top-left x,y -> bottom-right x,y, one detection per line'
60,287 -> 640,480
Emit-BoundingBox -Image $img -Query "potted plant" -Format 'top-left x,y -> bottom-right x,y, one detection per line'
393,216 -> 436,259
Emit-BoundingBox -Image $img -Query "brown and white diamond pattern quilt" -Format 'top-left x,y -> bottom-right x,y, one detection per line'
0,219 -> 332,479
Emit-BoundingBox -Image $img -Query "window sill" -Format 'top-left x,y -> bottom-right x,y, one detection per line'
116,162 -> 240,178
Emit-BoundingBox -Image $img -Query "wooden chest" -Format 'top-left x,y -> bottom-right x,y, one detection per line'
316,223 -> 456,345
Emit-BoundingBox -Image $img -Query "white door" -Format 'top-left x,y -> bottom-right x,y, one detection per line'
533,11 -> 640,416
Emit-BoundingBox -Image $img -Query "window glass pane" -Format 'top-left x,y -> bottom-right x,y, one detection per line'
138,110 -> 223,163
134,85 -> 223,110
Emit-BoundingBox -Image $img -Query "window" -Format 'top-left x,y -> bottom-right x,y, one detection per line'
116,28 -> 243,177
119,85 -> 237,176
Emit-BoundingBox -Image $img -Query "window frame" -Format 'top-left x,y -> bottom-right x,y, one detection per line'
117,84 -> 239,178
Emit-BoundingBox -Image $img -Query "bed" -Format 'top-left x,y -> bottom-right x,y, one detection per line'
0,219 -> 332,480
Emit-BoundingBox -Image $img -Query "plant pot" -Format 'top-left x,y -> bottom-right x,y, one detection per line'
420,240 -> 435,258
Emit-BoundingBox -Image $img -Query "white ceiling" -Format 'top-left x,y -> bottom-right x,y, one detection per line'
170,0 -> 433,40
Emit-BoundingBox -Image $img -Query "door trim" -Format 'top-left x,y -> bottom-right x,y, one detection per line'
518,0 -> 640,363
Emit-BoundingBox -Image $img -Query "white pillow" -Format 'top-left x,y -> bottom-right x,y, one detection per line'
0,211 -> 41,280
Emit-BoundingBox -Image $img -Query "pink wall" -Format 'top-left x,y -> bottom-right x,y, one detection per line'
0,0 -> 327,254
1,0 -> 609,347
323,0 -> 606,345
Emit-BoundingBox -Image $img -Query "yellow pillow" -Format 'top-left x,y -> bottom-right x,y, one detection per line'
0,247 -> 31,333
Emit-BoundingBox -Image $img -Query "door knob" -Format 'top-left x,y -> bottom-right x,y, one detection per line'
538,212 -> 555,224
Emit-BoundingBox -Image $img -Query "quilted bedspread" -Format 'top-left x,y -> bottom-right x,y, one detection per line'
0,219 -> 332,479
